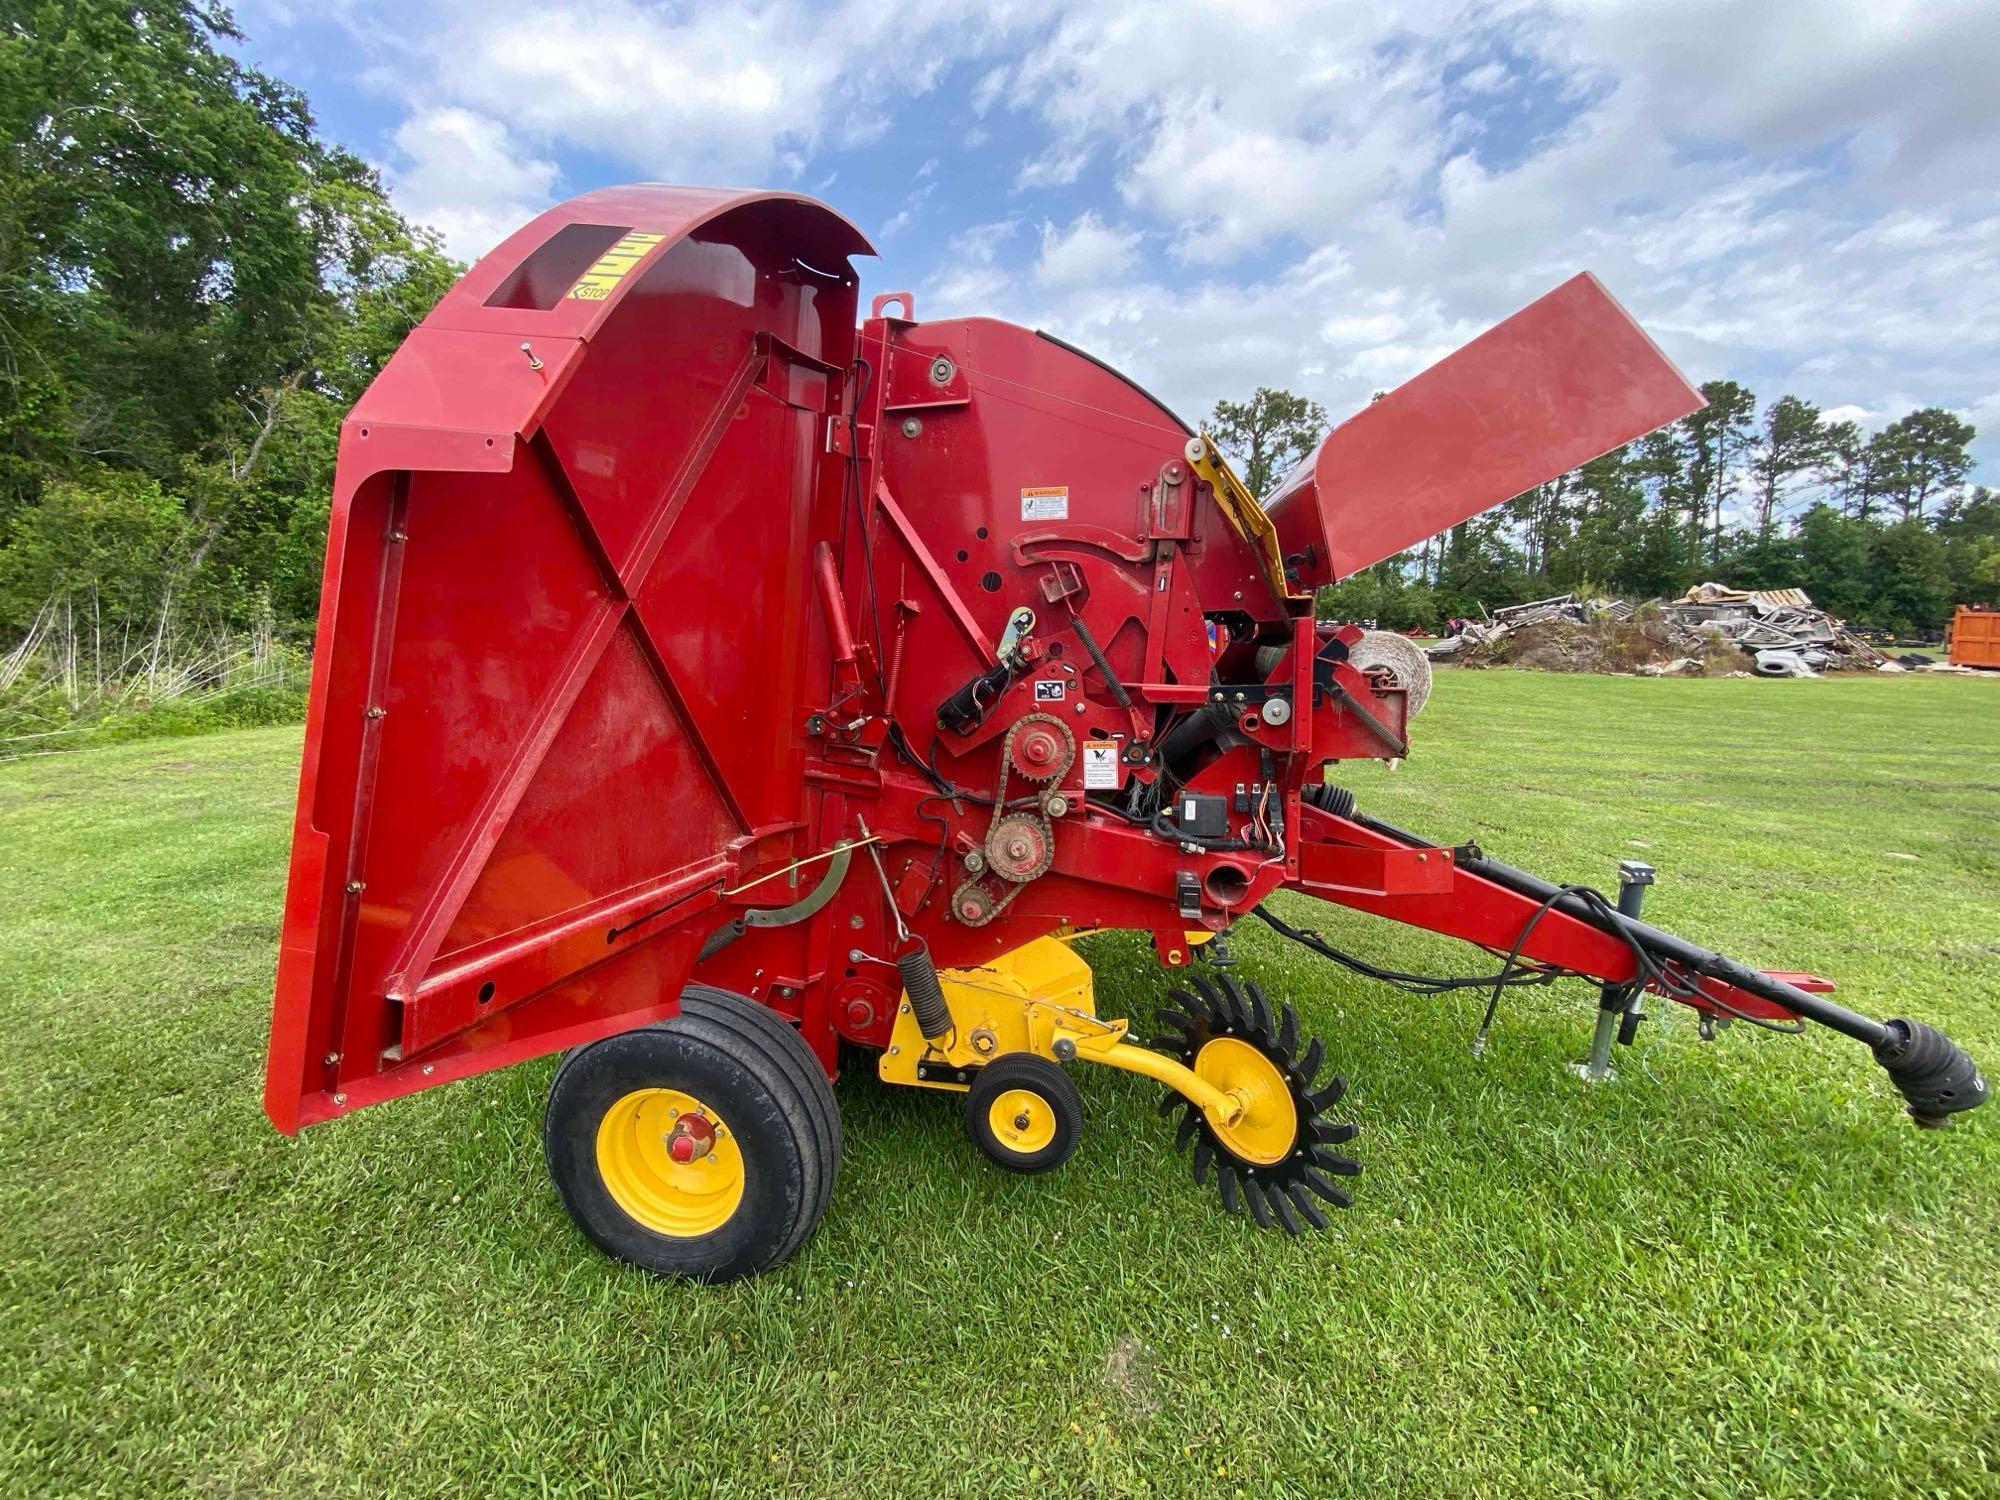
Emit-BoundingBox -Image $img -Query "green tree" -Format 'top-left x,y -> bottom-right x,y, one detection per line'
0,0 -> 458,633
1748,395 -> 1829,536
1866,521 -> 1952,631
1679,380 -> 1756,566
1204,387 -> 1329,497
1817,418 -> 1871,518
0,470 -> 190,626
1935,487 -> 2000,608
1793,504 -> 1872,618
1872,408 -> 1976,521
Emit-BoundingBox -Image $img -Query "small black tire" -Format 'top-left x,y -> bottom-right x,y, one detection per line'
964,1054 -> 1082,1175
544,985 -> 840,1282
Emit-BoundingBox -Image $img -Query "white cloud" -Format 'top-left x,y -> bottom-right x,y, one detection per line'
1015,143 -> 1091,190
411,0 -> 1058,188
260,0 -> 1996,472
970,0 -> 1998,465
385,107 -> 559,261
1035,213 -> 1141,286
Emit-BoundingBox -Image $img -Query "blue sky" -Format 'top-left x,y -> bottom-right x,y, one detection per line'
235,0 -> 1999,496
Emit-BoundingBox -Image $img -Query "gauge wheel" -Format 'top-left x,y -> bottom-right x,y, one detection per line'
543,985 -> 840,1282
964,1054 -> 1082,1174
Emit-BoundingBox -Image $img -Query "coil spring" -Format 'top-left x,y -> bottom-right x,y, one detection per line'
897,941 -> 955,1040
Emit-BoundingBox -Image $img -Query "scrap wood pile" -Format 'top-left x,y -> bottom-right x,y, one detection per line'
1429,585 -> 1910,679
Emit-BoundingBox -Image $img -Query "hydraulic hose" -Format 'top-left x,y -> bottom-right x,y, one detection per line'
1315,787 -> 1990,1126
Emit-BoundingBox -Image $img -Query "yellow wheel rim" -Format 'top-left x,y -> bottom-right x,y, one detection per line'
987,1087 -> 1057,1156
1194,1037 -> 1298,1166
594,1087 -> 745,1237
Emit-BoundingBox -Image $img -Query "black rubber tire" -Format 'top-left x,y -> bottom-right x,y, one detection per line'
963,1054 -> 1082,1175
544,985 -> 840,1282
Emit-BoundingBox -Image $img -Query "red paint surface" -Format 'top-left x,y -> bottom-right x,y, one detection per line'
1264,274 -> 1704,585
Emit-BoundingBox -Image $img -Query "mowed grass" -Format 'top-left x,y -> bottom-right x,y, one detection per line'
1,672 -> 1996,1498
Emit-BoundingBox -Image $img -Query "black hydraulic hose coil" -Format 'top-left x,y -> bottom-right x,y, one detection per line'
897,941 -> 955,1040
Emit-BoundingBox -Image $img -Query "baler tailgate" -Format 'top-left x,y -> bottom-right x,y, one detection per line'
265,188 -> 872,1132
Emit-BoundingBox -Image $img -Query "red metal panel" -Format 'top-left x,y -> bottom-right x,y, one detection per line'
265,188 -> 872,1133
1264,274 -> 1704,584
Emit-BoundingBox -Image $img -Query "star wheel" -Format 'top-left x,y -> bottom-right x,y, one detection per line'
1151,974 -> 1360,1234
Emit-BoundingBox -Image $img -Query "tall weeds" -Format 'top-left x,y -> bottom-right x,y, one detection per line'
0,591 -> 307,756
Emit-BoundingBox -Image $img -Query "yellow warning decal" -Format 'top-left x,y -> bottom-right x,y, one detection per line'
566,231 -> 666,301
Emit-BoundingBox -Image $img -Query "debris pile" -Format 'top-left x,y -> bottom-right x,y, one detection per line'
1492,592 -> 1633,628
1432,602 -> 1739,675
1427,582 -> 1922,679
1657,584 -> 1888,677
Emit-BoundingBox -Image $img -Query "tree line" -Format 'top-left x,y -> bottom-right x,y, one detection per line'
1209,383 -> 1994,637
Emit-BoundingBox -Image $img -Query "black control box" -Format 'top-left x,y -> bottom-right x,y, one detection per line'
1175,792 -> 1231,839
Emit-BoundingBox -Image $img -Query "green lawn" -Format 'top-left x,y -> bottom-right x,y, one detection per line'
2,673 -> 1996,1497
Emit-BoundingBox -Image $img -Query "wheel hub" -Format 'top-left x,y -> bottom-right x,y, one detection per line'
988,1086 -> 1057,1153
1193,1036 -> 1297,1165
595,1087 -> 745,1237
1152,973 -> 1361,1234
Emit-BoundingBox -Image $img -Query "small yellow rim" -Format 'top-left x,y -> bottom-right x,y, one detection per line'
595,1087 -> 745,1237
1194,1037 -> 1298,1166
987,1087 -> 1057,1156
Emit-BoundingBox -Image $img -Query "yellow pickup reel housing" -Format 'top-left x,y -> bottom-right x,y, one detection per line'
878,936 -> 1360,1231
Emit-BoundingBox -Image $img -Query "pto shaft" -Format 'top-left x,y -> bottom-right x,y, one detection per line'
1347,807 -> 1989,1127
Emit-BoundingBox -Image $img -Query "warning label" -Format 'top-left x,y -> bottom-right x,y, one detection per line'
1081,740 -> 1120,789
566,231 -> 666,301
1021,485 -> 1069,521
1033,680 -> 1066,701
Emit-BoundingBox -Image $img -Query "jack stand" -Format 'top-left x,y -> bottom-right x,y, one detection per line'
1574,860 -> 1656,1083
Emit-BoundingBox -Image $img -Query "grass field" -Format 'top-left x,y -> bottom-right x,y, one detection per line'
2,672 -> 1996,1497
